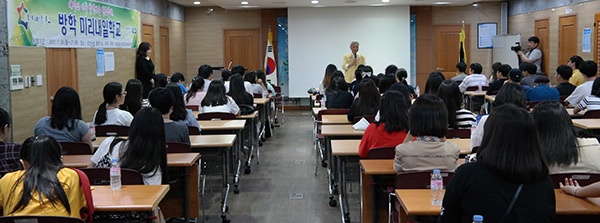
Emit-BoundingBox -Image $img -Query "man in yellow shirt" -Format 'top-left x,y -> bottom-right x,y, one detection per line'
567,55 -> 585,86
342,41 -> 366,83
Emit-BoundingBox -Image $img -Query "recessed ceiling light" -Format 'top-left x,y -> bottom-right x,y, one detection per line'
433,2 -> 451,5
193,1 -> 201,5
382,0 -> 390,2
472,3 -> 478,7
241,1 -> 249,4
311,0 -> 319,4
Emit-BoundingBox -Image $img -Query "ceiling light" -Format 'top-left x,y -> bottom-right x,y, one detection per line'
472,3 -> 478,7
433,2 -> 451,5
241,1 -> 249,4
382,0 -> 390,2
311,0 -> 319,3
193,1 -> 201,5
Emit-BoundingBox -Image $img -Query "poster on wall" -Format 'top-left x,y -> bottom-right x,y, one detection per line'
277,17 -> 289,97
478,23 -> 497,49
6,0 -> 141,48
582,28 -> 591,53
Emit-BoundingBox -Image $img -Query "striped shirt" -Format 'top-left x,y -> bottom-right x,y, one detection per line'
456,109 -> 476,129
578,95 -> 600,111
0,142 -> 22,178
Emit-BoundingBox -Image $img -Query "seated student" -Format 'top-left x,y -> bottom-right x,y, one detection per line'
488,62 -> 502,83
120,79 -> 144,116
566,60 -> 598,107
231,65 -> 253,94
438,80 -> 476,129
166,83 -> 201,132
450,62 -> 468,83
486,64 -> 511,95
34,87 -> 93,150
222,70 -> 232,93
154,73 -> 168,88
554,65 -> 576,96
170,72 -> 187,94
395,68 -> 416,96
256,70 -> 275,95
574,78 -> 600,115
378,74 -> 396,94
0,108 -> 22,177
506,68 -> 530,92
148,87 -> 190,144
0,136 -> 86,217
198,64 -> 213,91
394,94 -> 459,173
319,64 -> 337,92
348,78 -> 380,122
471,83 -> 527,149
325,76 -> 354,109
458,63 -> 488,93
532,101 -> 600,174
519,62 -> 540,88
90,107 -> 168,185
350,65 -> 364,95
184,76 -> 206,107
525,76 -> 560,102
424,71 -> 445,95
245,71 -> 269,97
441,104 -> 555,223
567,55 -> 585,86
227,74 -> 254,106
358,91 -> 409,158
201,80 -> 240,115
93,82 -> 134,127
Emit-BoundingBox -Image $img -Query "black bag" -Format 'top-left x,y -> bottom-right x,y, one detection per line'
239,105 -> 256,115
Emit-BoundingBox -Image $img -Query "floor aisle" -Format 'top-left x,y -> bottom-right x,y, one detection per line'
199,110 -> 361,223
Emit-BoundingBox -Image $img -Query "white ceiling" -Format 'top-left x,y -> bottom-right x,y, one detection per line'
169,0 -> 502,9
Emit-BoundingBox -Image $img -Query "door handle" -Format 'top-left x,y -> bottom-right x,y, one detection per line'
435,67 -> 444,71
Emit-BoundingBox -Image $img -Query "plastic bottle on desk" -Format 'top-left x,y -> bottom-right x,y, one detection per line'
430,169 -> 443,206
110,158 -> 121,191
89,122 -> 96,141
473,215 -> 484,223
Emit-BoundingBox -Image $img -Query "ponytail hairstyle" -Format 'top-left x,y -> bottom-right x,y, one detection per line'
10,136 -> 71,214
186,77 -> 205,103
95,82 -> 123,125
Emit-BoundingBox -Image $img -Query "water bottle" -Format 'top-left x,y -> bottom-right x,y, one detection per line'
473,215 -> 484,223
89,122 -> 96,141
415,86 -> 420,97
430,169 -> 443,206
110,158 -> 121,190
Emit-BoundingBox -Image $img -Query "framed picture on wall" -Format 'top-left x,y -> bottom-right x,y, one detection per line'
478,23 -> 497,49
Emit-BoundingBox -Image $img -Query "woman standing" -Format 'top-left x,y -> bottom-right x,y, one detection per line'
136,42 -> 155,99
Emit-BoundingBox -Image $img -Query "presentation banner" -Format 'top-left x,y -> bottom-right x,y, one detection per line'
7,0 -> 141,48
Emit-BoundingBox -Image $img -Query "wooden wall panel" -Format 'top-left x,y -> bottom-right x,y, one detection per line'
412,6 -> 434,94
141,13 -> 186,78
185,7 -> 261,76
9,47 -> 48,143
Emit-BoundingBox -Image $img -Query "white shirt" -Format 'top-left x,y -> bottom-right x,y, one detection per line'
458,74 -> 489,93
566,80 -> 594,106
470,115 -> 488,149
201,96 -> 240,115
224,81 -> 231,93
93,108 -> 134,126
251,83 -> 268,97
225,81 -> 253,95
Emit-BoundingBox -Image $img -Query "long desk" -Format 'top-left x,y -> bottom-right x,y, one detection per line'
394,189 -> 600,223
64,153 -> 201,222
322,114 -> 352,125
573,119 -> 600,130
93,185 -> 170,212
93,135 -> 236,149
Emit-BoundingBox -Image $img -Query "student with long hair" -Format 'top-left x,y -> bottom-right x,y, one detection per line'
441,104 -> 555,222
120,79 -> 143,116
90,107 -> 168,185
256,70 -> 275,95
437,80 -> 475,129
325,76 -> 353,109
135,42 -> 154,98
394,94 -> 459,173
532,101 -> 600,173
378,74 -> 396,94
348,78 -> 380,122
93,82 -> 133,126
358,91 -> 409,158
350,65 -> 364,95
185,76 -> 206,106
201,80 -> 240,115
0,108 -> 22,177
166,83 -> 201,132
227,74 -> 253,106
148,88 -> 190,144
320,64 -> 338,92
424,72 -> 445,95
34,87 -> 92,150
245,71 -> 268,97
0,136 -> 86,217
222,70 -> 232,93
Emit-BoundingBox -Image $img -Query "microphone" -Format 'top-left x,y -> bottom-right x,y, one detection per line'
353,53 -> 357,59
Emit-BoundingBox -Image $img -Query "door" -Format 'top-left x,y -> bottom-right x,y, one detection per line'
559,15 -> 577,69
142,24 -> 155,61
594,13 -> 600,74
224,29 -> 261,71
434,25 -> 469,79
535,19 -> 549,74
159,27 -> 170,75
46,48 -> 78,114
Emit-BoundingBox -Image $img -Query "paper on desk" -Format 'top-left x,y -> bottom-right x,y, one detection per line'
353,117 -> 369,131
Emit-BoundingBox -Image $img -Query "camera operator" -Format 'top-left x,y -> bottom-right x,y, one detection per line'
515,36 -> 542,73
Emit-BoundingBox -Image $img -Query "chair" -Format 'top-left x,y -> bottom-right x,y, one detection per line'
352,115 -> 375,124
95,125 -> 130,136
0,216 -> 84,223
60,142 -> 93,155
167,142 -> 192,153
465,86 -> 489,91
549,173 -> 600,189
446,128 -> 471,138
186,105 -> 199,111
314,109 -> 350,175
79,168 -> 144,185
582,110 -> 600,118
253,93 -> 263,98
188,126 -> 201,135
273,86 -> 285,124
197,112 -> 236,120
366,146 -> 396,159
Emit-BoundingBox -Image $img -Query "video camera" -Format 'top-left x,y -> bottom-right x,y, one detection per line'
511,42 -> 522,52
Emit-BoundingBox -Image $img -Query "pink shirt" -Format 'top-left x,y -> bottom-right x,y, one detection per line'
185,92 -> 206,106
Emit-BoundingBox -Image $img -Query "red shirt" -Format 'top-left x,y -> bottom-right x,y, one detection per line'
358,123 -> 408,158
